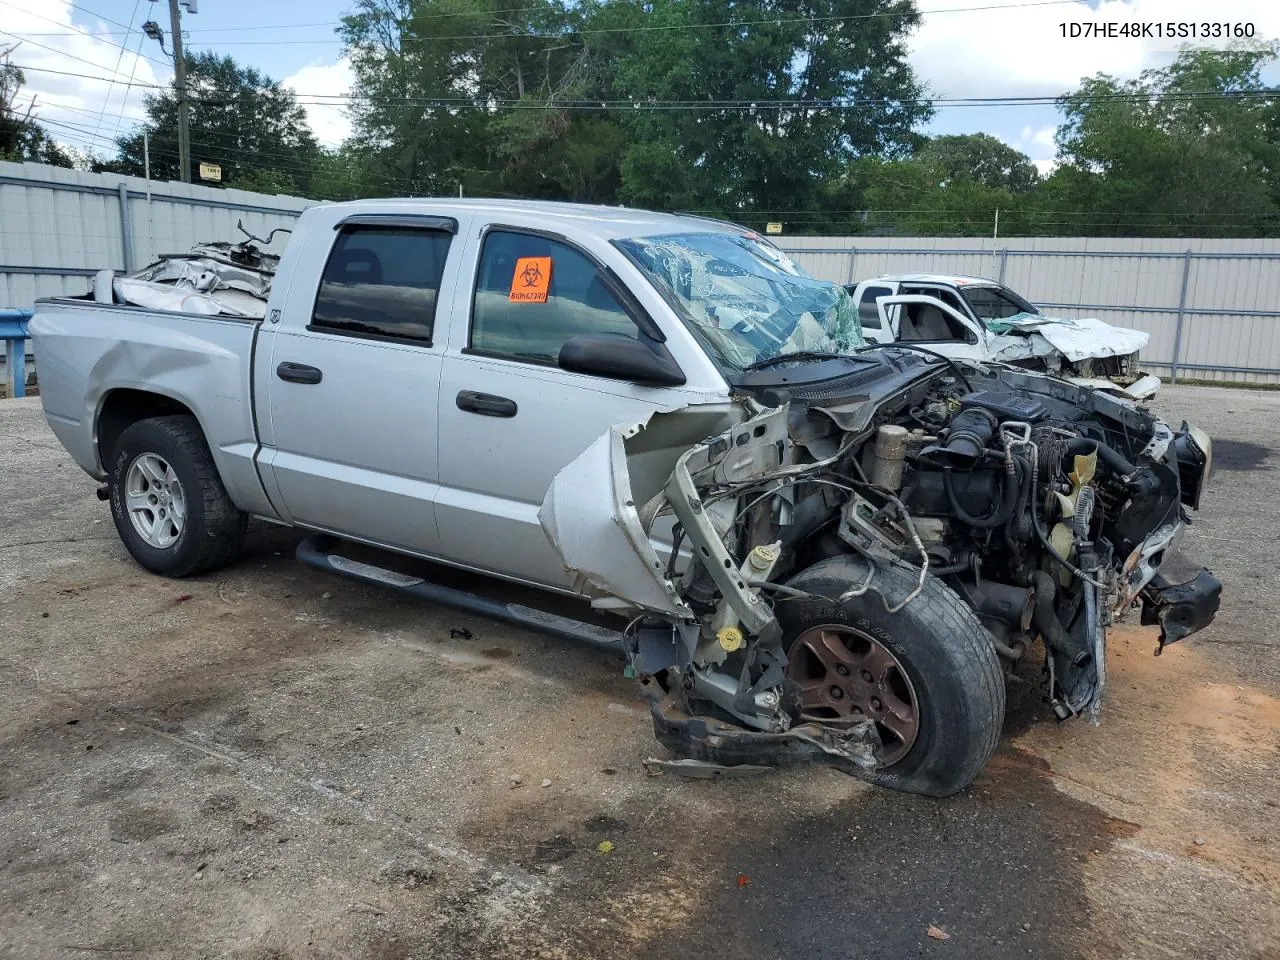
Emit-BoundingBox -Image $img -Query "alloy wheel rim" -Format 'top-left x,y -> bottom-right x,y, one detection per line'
124,452 -> 186,549
787,624 -> 920,765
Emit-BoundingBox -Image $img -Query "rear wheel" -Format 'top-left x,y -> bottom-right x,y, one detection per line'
107,415 -> 246,577
776,556 -> 1005,797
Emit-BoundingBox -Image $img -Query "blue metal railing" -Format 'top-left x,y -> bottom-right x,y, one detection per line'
1,308 -> 32,398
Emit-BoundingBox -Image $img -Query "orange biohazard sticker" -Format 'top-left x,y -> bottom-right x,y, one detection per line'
509,257 -> 552,303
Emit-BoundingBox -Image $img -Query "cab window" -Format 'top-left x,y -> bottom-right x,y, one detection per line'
857,285 -> 892,329
312,226 -> 452,344
470,230 -> 640,364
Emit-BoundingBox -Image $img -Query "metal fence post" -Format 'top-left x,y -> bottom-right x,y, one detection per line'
1,310 -> 31,399
846,249 -> 857,284
997,248 -> 1008,283
117,182 -> 135,272
1170,250 -> 1193,384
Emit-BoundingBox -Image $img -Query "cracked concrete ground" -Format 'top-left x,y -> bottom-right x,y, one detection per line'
1,385 -> 1277,960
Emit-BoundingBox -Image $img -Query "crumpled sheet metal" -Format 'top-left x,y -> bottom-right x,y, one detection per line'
538,413 -> 694,619
988,313 -> 1150,364
111,242 -> 278,319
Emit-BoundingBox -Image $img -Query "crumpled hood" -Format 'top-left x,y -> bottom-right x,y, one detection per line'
987,313 -> 1149,364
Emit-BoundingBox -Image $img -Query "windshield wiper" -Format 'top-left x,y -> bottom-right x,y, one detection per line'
742,350 -> 842,372
856,343 -> 973,391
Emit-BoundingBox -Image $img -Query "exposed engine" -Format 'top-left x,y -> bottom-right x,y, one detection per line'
541,350 -> 1220,791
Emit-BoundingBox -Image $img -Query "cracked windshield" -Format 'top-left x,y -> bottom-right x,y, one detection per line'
617,232 -> 863,369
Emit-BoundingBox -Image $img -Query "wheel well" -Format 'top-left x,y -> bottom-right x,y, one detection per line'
97,389 -> 197,464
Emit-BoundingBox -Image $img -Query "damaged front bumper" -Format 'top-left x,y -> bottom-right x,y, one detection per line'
1141,569 -> 1223,654
643,680 -> 882,777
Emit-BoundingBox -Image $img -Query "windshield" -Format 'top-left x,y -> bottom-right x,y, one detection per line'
616,231 -> 863,370
960,283 -> 1040,325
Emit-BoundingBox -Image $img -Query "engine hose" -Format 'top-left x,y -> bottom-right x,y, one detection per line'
929,552 -> 976,576
944,453 -> 1018,530
1003,455 -> 1031,555
1031,571 -> 1091,667
1064,437 -> 1137,478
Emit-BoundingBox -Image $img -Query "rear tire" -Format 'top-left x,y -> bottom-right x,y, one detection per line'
776,556 -> 1005,797
107,415 -> 247,577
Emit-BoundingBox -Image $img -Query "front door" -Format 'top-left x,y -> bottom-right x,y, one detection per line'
262,219 -> 460,553
434,227 -> 698,589
876,294 -> 988,362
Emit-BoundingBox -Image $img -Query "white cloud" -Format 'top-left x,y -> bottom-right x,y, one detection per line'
4,0 -> 165,156
283,58 -> 354,148
910,0 -> 1280,101
1012,123 -> 1057,158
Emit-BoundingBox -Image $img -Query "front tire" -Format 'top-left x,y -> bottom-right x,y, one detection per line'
777,556 -> 1005,797
107,415 -> 246,577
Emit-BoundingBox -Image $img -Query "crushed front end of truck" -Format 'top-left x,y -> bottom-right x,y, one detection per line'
540,354 -> 1220,796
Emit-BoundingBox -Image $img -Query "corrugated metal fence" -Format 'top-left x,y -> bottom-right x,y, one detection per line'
781,236 -> 1280,384
0,160 -> 314,308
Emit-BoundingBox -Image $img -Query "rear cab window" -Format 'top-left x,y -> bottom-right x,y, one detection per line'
311,225 -> 453,345
469,229 -> 641,364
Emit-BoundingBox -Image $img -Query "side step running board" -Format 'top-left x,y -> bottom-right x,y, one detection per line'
295,534 -> 626,654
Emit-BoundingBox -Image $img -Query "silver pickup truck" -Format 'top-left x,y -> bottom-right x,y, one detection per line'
30,199 -> 1221,796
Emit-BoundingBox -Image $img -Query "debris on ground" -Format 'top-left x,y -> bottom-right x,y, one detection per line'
927,925 -> 951,941
641,758 -> 775,779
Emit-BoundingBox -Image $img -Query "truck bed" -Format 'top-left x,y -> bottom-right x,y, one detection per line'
29,298 -> 274,517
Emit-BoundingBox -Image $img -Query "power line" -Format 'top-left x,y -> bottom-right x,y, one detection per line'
110,30 -> 149,139
0,31 -> 161,77
90,0 -> 143,142
0,1 -> 171,70
15,61 -> 1277,113
4,62 -> 165,87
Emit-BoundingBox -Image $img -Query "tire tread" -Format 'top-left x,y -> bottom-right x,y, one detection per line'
109,415 -> 246,577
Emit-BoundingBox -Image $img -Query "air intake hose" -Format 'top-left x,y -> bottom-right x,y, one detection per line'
920,407 -> 997,470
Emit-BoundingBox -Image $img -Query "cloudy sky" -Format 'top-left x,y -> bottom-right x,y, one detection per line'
4,0 -> 1278,172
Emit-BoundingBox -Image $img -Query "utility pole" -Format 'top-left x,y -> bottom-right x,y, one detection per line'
167,0 -> 191,182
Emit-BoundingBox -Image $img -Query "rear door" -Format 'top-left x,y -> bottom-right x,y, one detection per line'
433,226 -> 708,589
260,214 -> 462,552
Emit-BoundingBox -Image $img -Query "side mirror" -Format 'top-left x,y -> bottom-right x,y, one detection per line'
558,333 -> 686,386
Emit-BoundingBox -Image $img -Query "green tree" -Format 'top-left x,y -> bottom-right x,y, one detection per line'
339,0 -> 631,201
846,134 -> 1042,236
610,0 -> 932,216
916,133 -> 1039,193
856,157 -> 1021,236
105,52 -> 320,191
1,44 -> 75,167
1049,44 -> 1280,237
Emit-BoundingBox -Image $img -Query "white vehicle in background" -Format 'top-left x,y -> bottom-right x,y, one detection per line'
845,274 -> 1161,401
